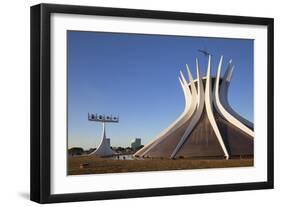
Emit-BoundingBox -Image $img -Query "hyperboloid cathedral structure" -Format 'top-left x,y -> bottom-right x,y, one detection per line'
134,55 -> 254,159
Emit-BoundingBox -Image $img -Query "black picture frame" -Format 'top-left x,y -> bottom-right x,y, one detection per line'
30,3 -> 274,204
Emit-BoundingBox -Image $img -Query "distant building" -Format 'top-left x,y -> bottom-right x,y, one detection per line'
131,138 -> 141,150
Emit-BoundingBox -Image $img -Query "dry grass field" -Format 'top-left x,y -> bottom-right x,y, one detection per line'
68,155 -> 253,175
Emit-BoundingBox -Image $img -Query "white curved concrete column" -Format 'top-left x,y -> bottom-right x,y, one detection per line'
220,61 -> 254,129
205,55 -> 229,160
135,66 -> 198,157
170,58 -> 205,159
213,56 -> 254,138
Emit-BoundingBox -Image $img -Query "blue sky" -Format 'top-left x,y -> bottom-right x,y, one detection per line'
67,31 -> 253,149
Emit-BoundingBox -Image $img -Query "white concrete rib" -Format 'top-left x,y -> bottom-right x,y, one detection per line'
134,69 -> 197,157
205,55 -> 229,160
219,61 -> 254,129
170,59 -> 205,158
213,56 -> 254,138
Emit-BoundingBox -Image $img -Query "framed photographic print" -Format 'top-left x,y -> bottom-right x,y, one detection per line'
30,3 -> 274,203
